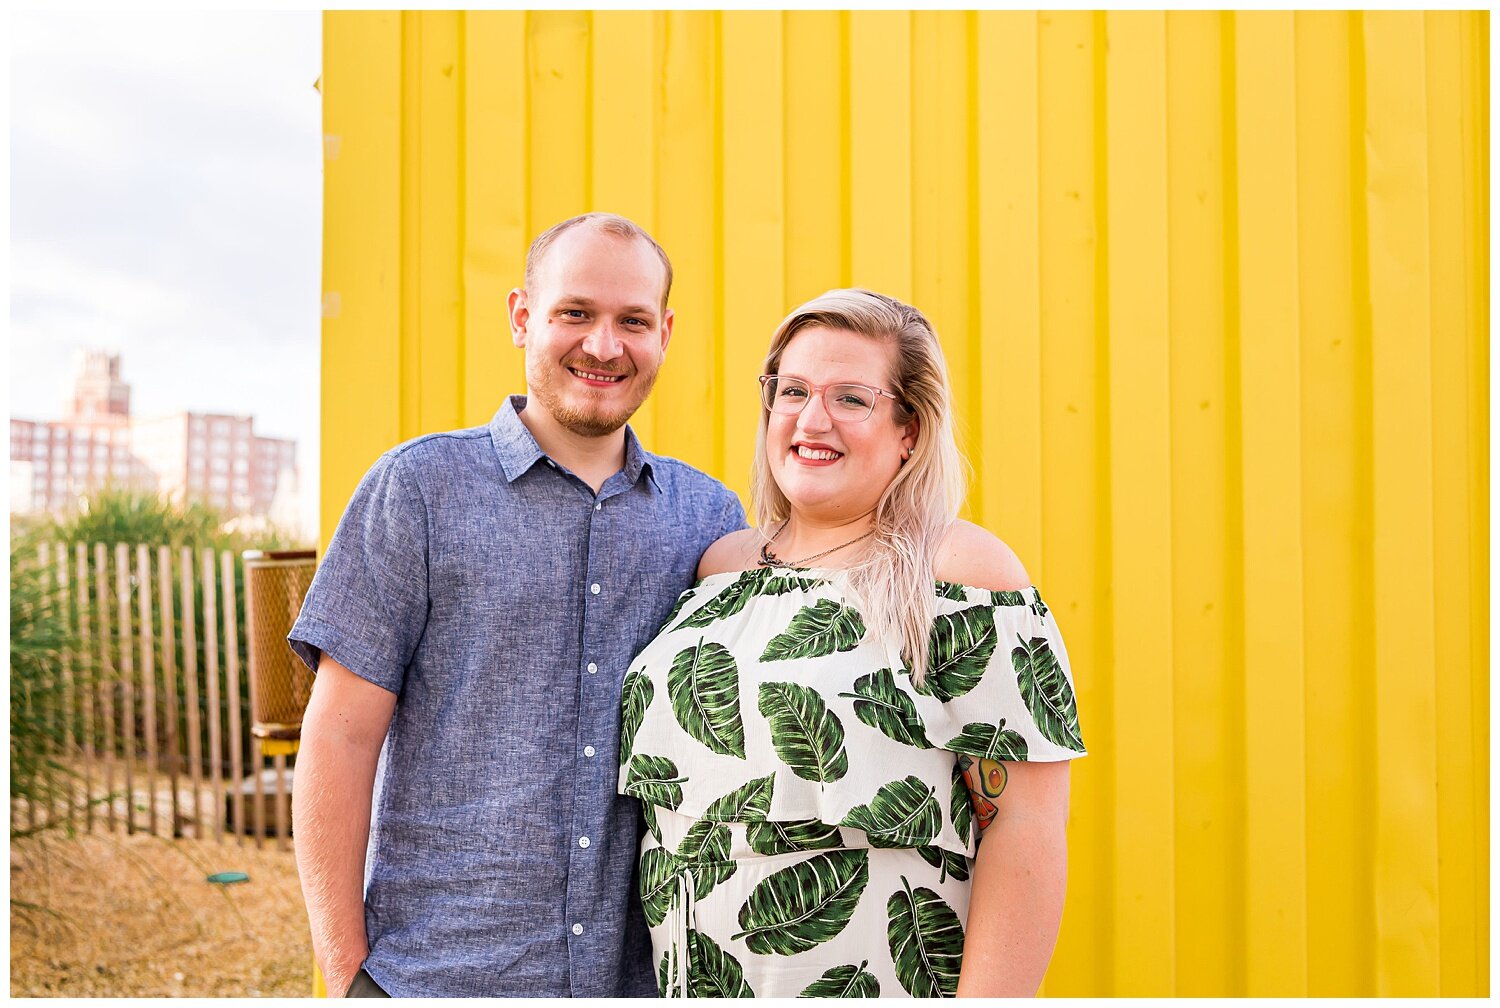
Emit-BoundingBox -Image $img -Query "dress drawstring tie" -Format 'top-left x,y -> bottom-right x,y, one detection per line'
666,868 -> 695,998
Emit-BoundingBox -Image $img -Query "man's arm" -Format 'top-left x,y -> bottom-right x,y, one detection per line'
293,656 -> 397,997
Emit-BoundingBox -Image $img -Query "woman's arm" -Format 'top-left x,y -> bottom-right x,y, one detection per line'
955,759 -> 1071,997
934,519 -> 1074,996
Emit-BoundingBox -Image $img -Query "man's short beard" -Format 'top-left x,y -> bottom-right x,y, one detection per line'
527,364 -> 659,438
546,397 -> 633,437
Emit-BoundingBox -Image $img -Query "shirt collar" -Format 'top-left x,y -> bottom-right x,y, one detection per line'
489,395 -> 660,493
621,423 -> 662,493
489,396 -> 547,482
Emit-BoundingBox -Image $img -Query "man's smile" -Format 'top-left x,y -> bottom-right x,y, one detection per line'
569,366 -> 627,385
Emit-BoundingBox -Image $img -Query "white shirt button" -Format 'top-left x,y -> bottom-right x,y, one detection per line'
586,662 -> 598,675
595,501 -> 602,511
583,745 -> 596,757
590,583 -> 601,595
571,923 -> 584,936
578,836 -> 590,849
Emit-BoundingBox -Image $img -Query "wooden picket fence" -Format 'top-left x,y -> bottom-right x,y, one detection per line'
16,542 -> 309,849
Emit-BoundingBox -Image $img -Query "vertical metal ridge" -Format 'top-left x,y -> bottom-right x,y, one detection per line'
907,9 -> 918,298
1361,12 -> 1442,994
1236,12 -> 1309,993
1088,10 -> 1118,992
1420,12 -> 1480,995
1164,12 -> 1234,994
1104,12 -> 1176,994
582,11 -> 594,209
1217,12 -> 1249,994
1294,10 -> 1375,994
965,11 -> 983,524
399,13 -> 421,440
710,11 -> 725,480
1461,16 -> 1490,992
520,11 -> 533,249
653,9 -> 668,231
779,9 -> 791,304
454,11 -> 467,424
838,11 -> 852,289
1345,11 -> 1380,992
1033,11 -> 1047,578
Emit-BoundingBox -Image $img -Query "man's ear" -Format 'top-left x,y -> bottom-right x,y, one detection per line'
659,307 -> 675,357
507,288 -> 529,348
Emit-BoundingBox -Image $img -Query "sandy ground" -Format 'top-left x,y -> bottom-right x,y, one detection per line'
9,829 -> 313,997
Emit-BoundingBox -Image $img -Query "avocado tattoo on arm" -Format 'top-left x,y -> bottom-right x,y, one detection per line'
957,753 -> 1008,835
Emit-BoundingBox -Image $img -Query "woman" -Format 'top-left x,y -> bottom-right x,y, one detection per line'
618,289 -> 1086,997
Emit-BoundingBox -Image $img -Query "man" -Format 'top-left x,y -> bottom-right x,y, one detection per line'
289,213 -> 746,997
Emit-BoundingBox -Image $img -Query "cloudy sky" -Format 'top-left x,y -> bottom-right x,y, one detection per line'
10,11 -> 322,536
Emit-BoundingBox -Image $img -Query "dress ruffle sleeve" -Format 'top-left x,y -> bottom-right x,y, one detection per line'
919,585 -> 1088,764
620,572 -> 1085,863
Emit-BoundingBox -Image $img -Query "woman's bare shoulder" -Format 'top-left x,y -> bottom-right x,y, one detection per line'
696,527 -> 766,579
933,519 -> 1030,592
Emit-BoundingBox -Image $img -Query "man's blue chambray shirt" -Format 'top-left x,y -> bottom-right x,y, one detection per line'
288,396 -> 746,998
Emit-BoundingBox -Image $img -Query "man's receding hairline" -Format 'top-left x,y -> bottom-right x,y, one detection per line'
524,213 -> 673,308
528,226 -> 656,284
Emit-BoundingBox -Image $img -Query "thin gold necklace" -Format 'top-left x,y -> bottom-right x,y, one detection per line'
757,522 -> 875,570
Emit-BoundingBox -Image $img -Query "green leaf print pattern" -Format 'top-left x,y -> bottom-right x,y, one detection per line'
945,720 -> 1030,761
886,876 -> 965,998
642,803 -> 664,847
840,775 -> 941,848
619,664 -> 653,767
746,819 -> 845,856
936,581 -> 968,601
624,754 -> 686,809
732,849 -> 870,956
657,948 -> 674,996
667,639 -> 747,758
673,777 -> 774,901
799,962 -> 881,998
675,816 -> 724,860
661,587 -> 696,630
1012,634 -> 1086,751
700,774 -> 776,821
838,667 -> 932,749
687,930 -> 756,997
639,845 -> 681,927
675,568 -> 826,631
760,599 -> 867,663
912,605 -> 997,702
990,589 -> 1028,607
681,821 -> 736,900
758,681 -> 849,783
950,764 -> 972,848
916,845 -> 971,883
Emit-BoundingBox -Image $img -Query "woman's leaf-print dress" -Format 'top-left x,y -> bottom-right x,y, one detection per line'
618,568 -> 1086,998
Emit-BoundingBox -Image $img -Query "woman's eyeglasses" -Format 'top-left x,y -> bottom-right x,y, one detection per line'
758,375 -> 901,423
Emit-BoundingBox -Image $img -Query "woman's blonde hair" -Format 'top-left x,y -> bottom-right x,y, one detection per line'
750,289 -> 967,686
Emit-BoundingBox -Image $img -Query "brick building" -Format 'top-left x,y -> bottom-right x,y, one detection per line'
9,350 -> 297,522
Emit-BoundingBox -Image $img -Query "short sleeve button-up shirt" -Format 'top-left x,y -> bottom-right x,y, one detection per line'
289,396 -> 746,997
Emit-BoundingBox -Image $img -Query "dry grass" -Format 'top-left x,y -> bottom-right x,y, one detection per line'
9,829 -> 312,997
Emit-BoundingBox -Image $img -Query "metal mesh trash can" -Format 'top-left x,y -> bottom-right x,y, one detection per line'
243,550 -> 317,752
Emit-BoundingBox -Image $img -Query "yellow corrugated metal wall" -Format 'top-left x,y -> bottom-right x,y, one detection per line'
319,11 -> 1488,997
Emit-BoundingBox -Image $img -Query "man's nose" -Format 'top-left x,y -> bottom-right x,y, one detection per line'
581,323 -> 624,362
